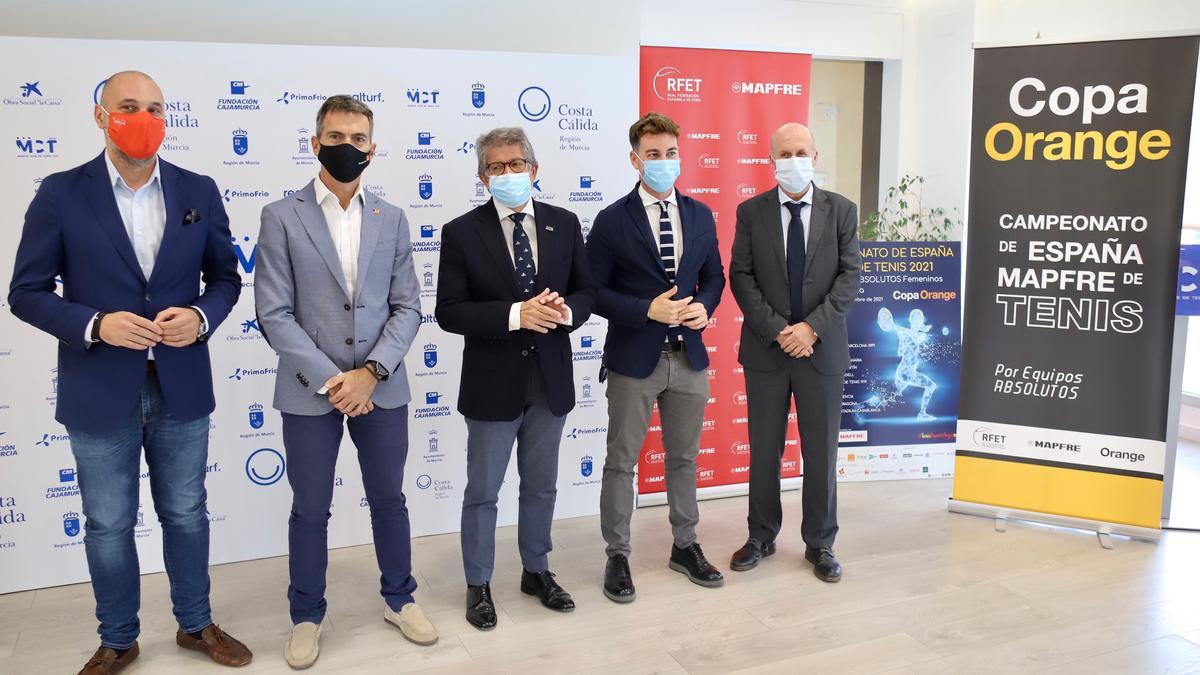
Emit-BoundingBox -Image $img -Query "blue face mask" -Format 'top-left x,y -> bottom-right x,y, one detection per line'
488,171 -> 533,208
640,158 -> 681,193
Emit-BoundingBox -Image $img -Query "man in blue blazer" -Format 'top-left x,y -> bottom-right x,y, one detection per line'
255,96 -> 435,668
586,113 -> 726,603
436,127 -> 594,631
8,71 -> 250,673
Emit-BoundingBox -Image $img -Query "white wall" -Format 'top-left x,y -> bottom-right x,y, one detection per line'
975,0 -> 1200,45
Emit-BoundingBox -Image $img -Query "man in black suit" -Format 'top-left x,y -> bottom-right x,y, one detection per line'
435,127 -> 594,630
728,122 -> 861,582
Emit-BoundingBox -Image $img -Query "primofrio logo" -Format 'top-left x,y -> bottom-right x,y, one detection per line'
652,66 -> 702,103
518,86 -> 551,122
245,448 -> 285,486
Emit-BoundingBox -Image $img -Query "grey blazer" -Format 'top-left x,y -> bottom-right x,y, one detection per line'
255,180 -> 421,415
729,185 -> 862,375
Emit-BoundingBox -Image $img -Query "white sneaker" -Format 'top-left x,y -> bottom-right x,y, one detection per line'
285,621 -> 322,669
384,602 -> 439,646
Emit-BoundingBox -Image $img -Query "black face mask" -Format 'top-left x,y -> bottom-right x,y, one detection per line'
317,142 -> 371,183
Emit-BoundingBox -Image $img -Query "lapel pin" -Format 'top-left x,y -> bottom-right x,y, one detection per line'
545,225 -> 554,232
372,208 -> 381,215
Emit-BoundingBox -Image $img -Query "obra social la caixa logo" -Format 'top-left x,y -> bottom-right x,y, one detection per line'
245,448 -> 285,486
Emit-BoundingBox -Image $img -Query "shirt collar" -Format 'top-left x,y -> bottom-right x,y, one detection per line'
778,185 -> 814,208
313,175 -> 365,208
639,182 -> 677,208
104,150 -> 161,192
494,197 -> 536,223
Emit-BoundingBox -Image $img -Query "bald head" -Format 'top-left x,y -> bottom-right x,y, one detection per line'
98,71 -> 162,110
770,122 -> 817,160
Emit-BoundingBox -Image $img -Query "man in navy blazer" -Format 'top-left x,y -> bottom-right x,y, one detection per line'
8,71 -> 250,673
586,113 -> 726,603
436,127 -> 593,631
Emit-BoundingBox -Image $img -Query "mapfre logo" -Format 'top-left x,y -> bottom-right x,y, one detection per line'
731,81 -> 804,96
652,66 -> 703,103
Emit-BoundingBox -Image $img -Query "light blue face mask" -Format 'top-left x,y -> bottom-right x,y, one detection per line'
775,156 -> 814,194
488,171 -> 534,208
640,158 -> 681,193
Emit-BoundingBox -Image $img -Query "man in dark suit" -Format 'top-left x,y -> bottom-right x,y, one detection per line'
435,127 -> 594,631
587,112 -> 726,603
8,71 -> 251,673
728,122 -> 861,583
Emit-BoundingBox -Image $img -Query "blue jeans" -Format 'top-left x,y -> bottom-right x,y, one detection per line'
65,371 -> 212,649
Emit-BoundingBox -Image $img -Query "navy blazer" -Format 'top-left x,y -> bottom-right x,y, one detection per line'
435,198 -> 594,421
8,152 -> 241,433
586,183 -> 725,378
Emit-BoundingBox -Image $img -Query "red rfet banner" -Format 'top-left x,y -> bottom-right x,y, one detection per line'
637,46 -> 812,495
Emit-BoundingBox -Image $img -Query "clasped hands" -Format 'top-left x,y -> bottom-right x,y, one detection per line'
521,288 -> 572,333
647,288 -> 708,329
777,322 -> 817,358
99,308 -> 201,350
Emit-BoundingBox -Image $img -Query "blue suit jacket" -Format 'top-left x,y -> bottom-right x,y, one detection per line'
8,152 -> 241,433
586,183 -> 725,378
255,181 -> 421,416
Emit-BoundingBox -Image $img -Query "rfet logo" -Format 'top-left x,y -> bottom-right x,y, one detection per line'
737,130 -> 759,145
973,427 -> 1007,450
733,391 -> 748,406
731,440 -> 751,455
652,66 -> 702,103
698,154 -> 720,169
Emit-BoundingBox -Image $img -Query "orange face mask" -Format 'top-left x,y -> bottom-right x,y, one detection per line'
102,107 -> 165,160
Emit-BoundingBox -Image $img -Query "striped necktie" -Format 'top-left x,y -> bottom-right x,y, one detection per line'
657,201 -> 676,283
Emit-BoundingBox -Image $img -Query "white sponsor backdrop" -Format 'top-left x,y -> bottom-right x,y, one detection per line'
0,36 -> 633,594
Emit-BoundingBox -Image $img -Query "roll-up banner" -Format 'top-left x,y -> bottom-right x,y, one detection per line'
953,36 -> 1200,536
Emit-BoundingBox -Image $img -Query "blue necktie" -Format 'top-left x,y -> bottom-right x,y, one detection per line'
785,201 -> 807,322
657,201 -> 676,283
510,212 -> 536,299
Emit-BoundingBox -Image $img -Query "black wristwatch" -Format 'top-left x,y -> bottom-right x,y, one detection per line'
364,360 -> 389,382
91,312 -> 108,343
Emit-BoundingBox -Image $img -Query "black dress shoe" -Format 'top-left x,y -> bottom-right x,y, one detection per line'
603,554 -> 636,603
668,543 -> 724,588
465,583 -> 497,630
805,547 -> 843,583
730,538 -> 777,572
520,569 -> 576,612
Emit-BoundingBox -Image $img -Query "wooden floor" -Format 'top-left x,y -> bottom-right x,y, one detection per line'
4,478 -> 1200,674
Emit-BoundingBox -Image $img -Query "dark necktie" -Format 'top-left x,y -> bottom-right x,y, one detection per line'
657,201 -> 676,283
785,201 -> 807,322
510,212 -> 536,299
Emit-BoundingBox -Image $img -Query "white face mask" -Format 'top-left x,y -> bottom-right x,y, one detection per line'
775,156 -> 814,193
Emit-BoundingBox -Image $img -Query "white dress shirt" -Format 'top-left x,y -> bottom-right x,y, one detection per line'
778,185 -> 814,259
494,199 -> 571,330
639,183 -> 683,262
313,176 -> 365,300
85,154 -> 207,353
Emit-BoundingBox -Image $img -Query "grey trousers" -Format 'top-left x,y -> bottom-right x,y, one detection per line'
460,362 -> 567,586
600,348 -> 710,558
744,357 -> 844,550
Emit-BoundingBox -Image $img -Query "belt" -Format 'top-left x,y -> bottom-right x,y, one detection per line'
661,340 -> 686,353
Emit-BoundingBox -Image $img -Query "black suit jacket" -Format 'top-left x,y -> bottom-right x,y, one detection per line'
729,185 -> 862,375
436,199 -> 594,420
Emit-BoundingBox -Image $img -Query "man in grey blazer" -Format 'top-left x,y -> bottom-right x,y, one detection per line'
728,122 -> 861,583
255,95 -> 437,669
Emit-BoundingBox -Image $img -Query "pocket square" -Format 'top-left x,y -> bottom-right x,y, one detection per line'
183,208 -> 202,225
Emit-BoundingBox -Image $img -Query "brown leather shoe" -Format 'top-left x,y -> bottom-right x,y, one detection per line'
176,624 -> 253,667
78,643 -> 139,674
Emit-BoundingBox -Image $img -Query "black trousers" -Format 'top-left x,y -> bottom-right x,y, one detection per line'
744,357 -> 844,549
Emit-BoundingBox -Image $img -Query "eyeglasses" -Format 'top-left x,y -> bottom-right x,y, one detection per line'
485,158 -> 531,176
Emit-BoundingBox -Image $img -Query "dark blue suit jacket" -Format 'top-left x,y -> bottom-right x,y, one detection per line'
586,183 -> 725,378
8,152 -> 241,433
435,198 -> 594,421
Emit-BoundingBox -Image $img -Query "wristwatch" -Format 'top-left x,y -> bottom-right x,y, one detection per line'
91,312 -> 108,343
364,360 -> 390,382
